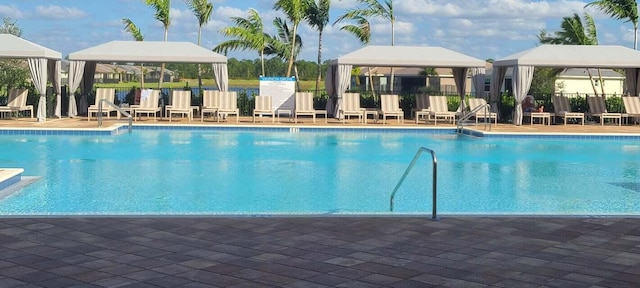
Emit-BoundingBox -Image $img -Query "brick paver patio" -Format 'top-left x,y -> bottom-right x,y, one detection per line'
1,217 -> 640,287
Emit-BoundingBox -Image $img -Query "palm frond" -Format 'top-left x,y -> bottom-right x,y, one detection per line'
339,15 -> 371,44
122,18 -> 144,41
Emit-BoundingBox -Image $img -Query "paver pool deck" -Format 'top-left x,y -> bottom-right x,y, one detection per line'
1,117 -> 639,287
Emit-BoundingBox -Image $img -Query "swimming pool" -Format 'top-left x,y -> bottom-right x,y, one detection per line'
0,128 -> 639,215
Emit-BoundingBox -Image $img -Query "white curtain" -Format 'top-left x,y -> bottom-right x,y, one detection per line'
49,60 -> 62,118
626,68 -> 640,97
452,67 -> 469,113
212,63 -> 228,91
324,65 -> 336,116
28,58 -> 48,122
335,64 -> 352,119
67,60 -> 86,117
471,67 -> 486,99
490,66 -> 507,114
512,65 -> 535,125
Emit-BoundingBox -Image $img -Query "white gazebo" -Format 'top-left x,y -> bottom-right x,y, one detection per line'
325,45 -> 487,118
0,34 -> 62,122
66,40 -> 228,117
492,45 -> 640,125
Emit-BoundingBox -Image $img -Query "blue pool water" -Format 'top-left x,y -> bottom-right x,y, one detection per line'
0,129 -> 639,215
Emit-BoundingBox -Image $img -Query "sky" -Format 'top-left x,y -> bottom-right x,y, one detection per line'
0,0 -> 637,63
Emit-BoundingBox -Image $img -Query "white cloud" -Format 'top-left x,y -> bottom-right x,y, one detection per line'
34,5 -> 86,19
396,0 -> 589,19
0,5 -> 24,19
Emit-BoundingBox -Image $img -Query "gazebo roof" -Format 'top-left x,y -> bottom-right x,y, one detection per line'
0,34 -> 61,59
328,45 -> 486,68
493,45 -> 640,68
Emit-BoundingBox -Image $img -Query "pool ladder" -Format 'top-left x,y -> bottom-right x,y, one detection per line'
97,99 -> 133,133
389,147 -> 438,220
456,103 -> 492,133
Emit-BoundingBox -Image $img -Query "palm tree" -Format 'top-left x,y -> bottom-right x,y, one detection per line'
335,0 -> 395,92
273,0 -> 306,77
585,0 -> 638,49
539,13 -> 604,96
335,15 -> 375,94
214,9 -> 270,76
184,0 -> 213,90
265,17 -> 303,90
305,0 -> 330,96
122,18 -> 146,89
145,0 -> 171,89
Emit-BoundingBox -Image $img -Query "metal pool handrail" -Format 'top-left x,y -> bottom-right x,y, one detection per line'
97,99 -> 132,133
389,147 -> 438,220
457,103 -> 492,132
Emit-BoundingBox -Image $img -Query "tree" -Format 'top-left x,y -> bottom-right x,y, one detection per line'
214,9 -> 270,76
184,0 -> 213,90
265,17 -> 303,90
0,17 -> 22,36
274,0 -> 307,78
122,19 -> 146,89
0,17 -> 28,92
305,0 -> 330,96
585,0 -> 638,49
538,13 -> 604,96
145,0 -> 171,88
335,0 -> 395,91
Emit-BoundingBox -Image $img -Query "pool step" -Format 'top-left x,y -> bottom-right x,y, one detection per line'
0,168 -> 23,190
0,168 -> 40,200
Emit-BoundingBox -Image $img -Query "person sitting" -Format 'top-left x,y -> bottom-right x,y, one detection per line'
523,95 -> 536,112
534,105 -> 544,112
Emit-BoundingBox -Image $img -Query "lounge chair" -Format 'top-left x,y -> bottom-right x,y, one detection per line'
167,90 -> 192,122
378,94 -> 404,125
217,91 -> 239,123
253,95 -> 275,123
413,94 -> 430,124
428,96 -> 457,125
0,88 -> 32,119
201,90 -> 219,122
294,92 -> 327,123
132,89 -> 161,121
552,94 -> 584,125
339,92 -> 364,124
468,98 -> 497,125
587,95 -> 621,126
622,96 -> 640,125
87,88 -> 116,121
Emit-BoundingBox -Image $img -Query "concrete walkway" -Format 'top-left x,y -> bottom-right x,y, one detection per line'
1,216 -> 639,287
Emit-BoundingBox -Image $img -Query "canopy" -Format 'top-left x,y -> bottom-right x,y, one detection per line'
325,45 -> 486,118
0,34 -> 62,122
493,45 -> 640,125
66,40 -> 229,117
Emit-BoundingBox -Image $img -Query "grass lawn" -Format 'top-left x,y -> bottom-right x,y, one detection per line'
104,79 -> 325,91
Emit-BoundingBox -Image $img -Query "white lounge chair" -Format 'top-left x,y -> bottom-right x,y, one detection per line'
468,98 -> 497,125
587,95 -> 621,126
253,95 -> 274,123
217,91 -> 239,123
622,96 -> 640,125
552,94 -> 584,125
132,89 -> 161,121
428,96 -> 457,125
378,94 -> 404,125
0,88 -> 32,119
201,90 -> 219,122
294,92 -> 327,123
167,90 -> 192,122
87,88 -> 116,121
413,94 -> 430,124
339,92 -> 364,124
